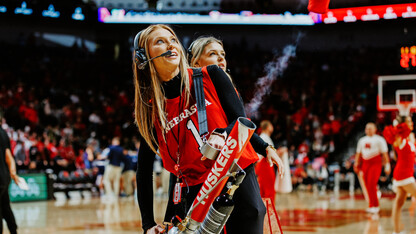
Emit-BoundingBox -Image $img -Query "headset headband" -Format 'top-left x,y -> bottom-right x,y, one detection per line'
187,40 -> 197,63
134,30 -> 143,51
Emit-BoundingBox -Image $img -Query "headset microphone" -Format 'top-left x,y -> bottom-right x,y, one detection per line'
138,50 -> 172,70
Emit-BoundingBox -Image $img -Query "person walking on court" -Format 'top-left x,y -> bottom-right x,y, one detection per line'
103,137 -> 125,201
255,120 -> 279,203
122,141 -> 139,198
354,122 -> 390,214
0,112 -> 19,234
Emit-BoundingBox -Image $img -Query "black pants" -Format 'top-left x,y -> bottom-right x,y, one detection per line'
0,186 -> 17,234
165,164 -> 266,234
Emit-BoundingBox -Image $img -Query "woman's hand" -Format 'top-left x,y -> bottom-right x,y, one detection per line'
353,164 -> 360,174
208,131 -> 227,150
201,130 -> 227,161
11,173 -> 20,184
384,163 -> 391,175
266,146 -> 285,178
146,225 -> 165,234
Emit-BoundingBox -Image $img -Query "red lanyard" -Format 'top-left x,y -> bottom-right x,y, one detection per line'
164,94 -> 182,179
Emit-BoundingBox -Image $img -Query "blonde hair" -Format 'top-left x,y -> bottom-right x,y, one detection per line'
188,36 -> 224,67
133,24 -> 190,154
188,36 -> 236,87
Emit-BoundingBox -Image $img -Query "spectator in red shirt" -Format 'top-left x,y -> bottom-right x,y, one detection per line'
45,138 -> 58,160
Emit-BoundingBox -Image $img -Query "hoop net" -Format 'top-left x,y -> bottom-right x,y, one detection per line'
397,101 -> 413,116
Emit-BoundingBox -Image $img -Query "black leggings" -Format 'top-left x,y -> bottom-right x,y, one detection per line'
0,186 -> 17,234
164,164 -> 266,234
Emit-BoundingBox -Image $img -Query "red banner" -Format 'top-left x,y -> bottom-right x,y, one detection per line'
314,3 -> 416,24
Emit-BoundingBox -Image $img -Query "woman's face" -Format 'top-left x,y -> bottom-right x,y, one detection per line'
195,42 -> 226,72
147,28 -> 181,82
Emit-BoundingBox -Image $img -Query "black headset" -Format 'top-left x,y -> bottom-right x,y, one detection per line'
187,40 -> 197,64
134,30 -> 148,69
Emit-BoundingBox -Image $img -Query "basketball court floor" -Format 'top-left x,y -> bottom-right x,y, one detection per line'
2,190 -> 416,234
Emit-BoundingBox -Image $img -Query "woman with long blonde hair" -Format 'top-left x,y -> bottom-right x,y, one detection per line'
187,36 -> 290,200
133,25 -> 283,234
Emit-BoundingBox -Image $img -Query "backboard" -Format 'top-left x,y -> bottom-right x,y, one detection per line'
378,74 -> 416,115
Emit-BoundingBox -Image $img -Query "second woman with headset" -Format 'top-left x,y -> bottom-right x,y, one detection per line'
187,35 -> 290,205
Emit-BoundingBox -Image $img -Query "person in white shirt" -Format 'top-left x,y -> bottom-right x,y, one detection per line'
256,120 -> 278,203
256,120 -> 292,204
354,122 -> 390,214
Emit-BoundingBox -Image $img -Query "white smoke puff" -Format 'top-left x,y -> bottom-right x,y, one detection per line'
245,45 -> 297,119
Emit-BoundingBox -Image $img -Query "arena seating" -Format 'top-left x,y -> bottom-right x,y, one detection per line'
0,32 -> 400,195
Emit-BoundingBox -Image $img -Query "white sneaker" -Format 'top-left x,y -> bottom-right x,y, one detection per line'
366,207 -> 380,214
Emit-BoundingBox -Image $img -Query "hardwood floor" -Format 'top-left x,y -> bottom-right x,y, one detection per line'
3,190 -> 416,234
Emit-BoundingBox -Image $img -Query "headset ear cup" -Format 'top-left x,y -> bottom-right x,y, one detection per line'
187,41 -> 195,64
187,51 -> 193,65
135,51 -> 141,64
187,48 -> 191,63
135,48 -> 148,64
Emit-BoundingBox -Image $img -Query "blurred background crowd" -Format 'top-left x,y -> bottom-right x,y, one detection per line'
0,28 -> 413,198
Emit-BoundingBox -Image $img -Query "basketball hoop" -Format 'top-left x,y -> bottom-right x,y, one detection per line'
397,101 -> 413,117
378,75 -> 416,114
395,89 -> 416,117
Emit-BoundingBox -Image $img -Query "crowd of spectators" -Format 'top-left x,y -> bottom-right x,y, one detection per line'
0,35 -> 139,196
0,31 -> 408,196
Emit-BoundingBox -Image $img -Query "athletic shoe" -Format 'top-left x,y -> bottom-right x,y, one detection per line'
366,207 -> 380,214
